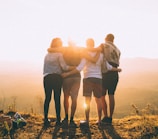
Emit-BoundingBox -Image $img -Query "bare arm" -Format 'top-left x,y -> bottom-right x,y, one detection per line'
67,66 -> 76,71
47,47 -> 64,53
61,68 -> 79,78
59,55 -> 75,71
61,59 -> 86,78
86,45 -> 102,52
82,51 -> 100,63
106,62 -> 122,72
111,67 -> 122,72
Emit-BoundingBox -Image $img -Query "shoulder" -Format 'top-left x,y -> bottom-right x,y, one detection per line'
48,52 -> 62,57
104,42 -> 111,48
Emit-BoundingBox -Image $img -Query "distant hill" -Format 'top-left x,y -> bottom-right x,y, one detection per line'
0,58 -> 158,118
120,57 -> 158,73
1,57 -> 158,75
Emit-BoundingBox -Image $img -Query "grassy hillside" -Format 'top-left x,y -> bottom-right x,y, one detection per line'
1,112 -> 158,139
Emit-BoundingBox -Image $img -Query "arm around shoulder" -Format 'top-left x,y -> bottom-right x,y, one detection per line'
82,51 -> 100,63
47,47 -> 64,53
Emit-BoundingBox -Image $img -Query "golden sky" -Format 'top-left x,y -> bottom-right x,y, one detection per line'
0,0 -> 158,63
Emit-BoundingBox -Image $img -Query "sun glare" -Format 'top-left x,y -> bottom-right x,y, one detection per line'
83,102 -> 87,109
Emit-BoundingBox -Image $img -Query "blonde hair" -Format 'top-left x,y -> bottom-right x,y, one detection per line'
86,38 -> 94,48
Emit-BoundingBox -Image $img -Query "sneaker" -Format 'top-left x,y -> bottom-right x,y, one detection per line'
44,119 -> 50,127
80,120 -> 89,128
101,117 -> 112,124
55,121 -> 61,127
69,120 -> 77,128
107,117 -> 112,124
62,118 -> 68,127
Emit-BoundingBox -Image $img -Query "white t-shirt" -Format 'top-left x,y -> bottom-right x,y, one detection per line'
83,52 -> 103,79
76,52 -> 113,78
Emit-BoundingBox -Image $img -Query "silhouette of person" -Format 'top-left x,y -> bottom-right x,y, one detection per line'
82,38 -> 103,126
43,38 -> 70,127
61,38 -> 121,127
82,38 -> 121,126
61,46 -> 84,127
48,40 -> 100,127
100,34 -> 121,124
86,34 -> 121,124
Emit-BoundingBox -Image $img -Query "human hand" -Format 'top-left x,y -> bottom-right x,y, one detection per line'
118,68 -> 122,72
61,72 -> 69,78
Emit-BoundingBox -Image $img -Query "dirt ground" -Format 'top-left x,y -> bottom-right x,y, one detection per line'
1,113 -> 158,139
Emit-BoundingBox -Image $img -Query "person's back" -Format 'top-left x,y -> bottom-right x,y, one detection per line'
82,38 -> 103,125
83,51 -> 103,79
62,46 -> 84,127
102,34 -> 121,68
101,33 -> 121,125
43,53 -> 63,76
62,47 -> 82,79
43,38 -> 66,127
103,42 -> 120,66
63,47 -> 81,66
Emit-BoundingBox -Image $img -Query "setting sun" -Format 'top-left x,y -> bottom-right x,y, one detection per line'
83,102 -> 87,109
0,1 -> 158,138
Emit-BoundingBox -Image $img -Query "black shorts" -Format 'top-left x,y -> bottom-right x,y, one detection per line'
43,74 -> 63,95
83,77 -> 102,98
102,71 -> 119,95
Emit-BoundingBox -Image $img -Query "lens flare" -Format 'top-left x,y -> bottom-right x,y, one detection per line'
83,103 -> 87,109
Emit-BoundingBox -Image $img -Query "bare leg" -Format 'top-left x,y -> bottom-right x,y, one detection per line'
70,79 -> 80,120
95,97 -> 102,122
101,95 -> 108,118
109,95 -> 115,118
85,97 -> 91,122
70,96 -> 77,118
63,93 -> 69,117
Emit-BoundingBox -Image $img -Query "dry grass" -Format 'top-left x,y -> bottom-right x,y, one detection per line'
1,112 -> 158,139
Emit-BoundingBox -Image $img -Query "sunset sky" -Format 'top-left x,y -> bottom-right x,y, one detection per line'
0,0 -> 158,64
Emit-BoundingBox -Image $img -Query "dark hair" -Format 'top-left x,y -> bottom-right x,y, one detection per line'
105,34 -> 114,42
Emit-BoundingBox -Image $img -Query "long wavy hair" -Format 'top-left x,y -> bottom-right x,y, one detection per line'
50,38 -> 62,48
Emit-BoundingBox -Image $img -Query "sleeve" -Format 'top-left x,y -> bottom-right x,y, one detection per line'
76,58 -> 86,71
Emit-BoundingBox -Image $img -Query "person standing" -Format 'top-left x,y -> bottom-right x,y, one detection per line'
82,38 -> 121,126
82,38 -> 103,126
60,44 -> 100,127
100,34 -> 121,124
61,38 -> 121,127
43,38 -> 70,127
62,46 -> 84,127
47,44 -> 87,127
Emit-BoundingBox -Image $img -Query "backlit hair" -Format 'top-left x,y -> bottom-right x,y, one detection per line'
86,38 -> 94,48
50,38 -> 62,48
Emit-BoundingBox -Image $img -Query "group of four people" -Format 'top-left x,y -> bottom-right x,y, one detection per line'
43,33 -> 121,128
